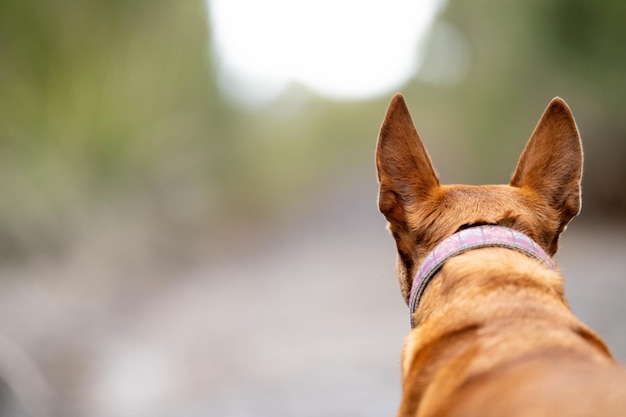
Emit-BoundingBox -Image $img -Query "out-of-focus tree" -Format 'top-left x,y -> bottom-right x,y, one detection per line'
403,0 -> 626,220
535,0 -> 626,218
0,0 -> 234,257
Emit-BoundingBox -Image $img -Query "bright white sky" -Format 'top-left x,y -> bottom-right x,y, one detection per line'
207,0 -> 447,105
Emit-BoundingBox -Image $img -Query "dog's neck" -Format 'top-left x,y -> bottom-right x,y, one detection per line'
409,225 -> 556,328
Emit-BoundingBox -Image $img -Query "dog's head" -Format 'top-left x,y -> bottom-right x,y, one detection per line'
376,94 -> 583,303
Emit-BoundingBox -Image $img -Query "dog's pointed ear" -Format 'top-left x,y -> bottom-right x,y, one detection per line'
376,94 -> 439,228
510,97 -> 583,228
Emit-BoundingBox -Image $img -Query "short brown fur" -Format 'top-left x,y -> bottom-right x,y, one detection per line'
376,94 -> 626,416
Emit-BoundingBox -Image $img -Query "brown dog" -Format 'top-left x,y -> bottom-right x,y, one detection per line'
376,94 -> 626,416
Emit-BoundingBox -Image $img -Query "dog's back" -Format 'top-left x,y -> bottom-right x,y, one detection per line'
398,248 -> 626,417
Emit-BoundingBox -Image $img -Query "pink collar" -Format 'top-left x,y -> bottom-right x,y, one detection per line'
408,225 -> 556,328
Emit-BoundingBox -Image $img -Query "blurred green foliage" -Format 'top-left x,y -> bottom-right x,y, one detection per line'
412,0 -> 626,216
0,0 -> 625,259
0,0 -> 221,255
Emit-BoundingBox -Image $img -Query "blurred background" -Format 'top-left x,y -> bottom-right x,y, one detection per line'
0,0 -> 625,416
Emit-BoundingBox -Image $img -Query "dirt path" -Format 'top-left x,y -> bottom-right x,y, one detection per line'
0,177 -> 624,416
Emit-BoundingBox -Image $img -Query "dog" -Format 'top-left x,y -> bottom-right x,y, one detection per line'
375,94 -> 626,416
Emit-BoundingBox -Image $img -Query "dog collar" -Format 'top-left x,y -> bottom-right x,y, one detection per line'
408,225 -> 556,328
